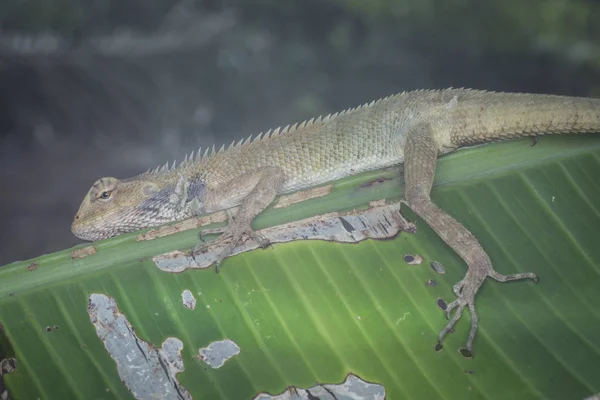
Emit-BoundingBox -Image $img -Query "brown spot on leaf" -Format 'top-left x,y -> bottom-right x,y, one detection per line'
275,184 -> 332,208
403,254 -> 423,265
71,246 -> 97,259
436,298 -> 447,311
360,177 -> 388,188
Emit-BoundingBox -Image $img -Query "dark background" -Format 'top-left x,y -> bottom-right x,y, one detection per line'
1,0 -> 599,265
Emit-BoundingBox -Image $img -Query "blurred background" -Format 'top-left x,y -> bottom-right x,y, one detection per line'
0,0 -> 599,265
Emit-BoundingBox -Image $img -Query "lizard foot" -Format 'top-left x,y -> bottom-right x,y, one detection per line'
435,269 -> 538,358
192,223 -> 271,272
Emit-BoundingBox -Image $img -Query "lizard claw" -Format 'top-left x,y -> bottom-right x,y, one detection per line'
192,228 -> 235,273
248,230 -> 271,249
192,223 -> 271,273
198,226 -> 228,242
199,208 -> 236,242
435,268 -> 538,358
435,295 -> 476,358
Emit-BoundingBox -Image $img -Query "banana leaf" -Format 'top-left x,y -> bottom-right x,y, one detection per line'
1,135 -> 599,399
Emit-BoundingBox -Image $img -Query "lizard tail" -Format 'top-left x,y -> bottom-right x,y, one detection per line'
450,92 -> 600,146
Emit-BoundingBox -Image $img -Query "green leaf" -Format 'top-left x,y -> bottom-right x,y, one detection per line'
1,135 -> 599,399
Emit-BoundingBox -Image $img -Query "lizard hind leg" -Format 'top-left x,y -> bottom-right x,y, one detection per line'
403,122 -> 538,357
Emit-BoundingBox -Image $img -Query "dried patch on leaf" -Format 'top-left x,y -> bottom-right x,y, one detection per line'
0,357 -> 17,400
403,254 -> 423,265
197,339 -> 241,369
274,184 -> 332,208
87,294 -> 191,400
369,199 -> 387,207
154,201 -> 416,272
430,260 -> 445,274
71,246 -> 97,259
253,373 -> 385,400
181,290 -> 196,310
0,358 -> 16,375
436,298 -> 447,311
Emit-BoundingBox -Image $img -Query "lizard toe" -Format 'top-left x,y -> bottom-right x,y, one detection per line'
249,231 -> 271,249
452,279 -> 466,296
444,298 -> 460,319
199,226 -> 228,242
436,292 -> 480,358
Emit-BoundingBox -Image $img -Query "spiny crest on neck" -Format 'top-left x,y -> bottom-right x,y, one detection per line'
138,90 -> 430,179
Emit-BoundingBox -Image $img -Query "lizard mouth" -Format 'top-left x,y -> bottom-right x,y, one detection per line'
71,221 -> 105,241
71,227 -> 96,241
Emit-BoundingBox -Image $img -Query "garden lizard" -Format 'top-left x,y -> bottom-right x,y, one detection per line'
71,88 -> 600,356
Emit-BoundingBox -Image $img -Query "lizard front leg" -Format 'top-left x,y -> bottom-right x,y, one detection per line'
403,123 -> 538,357
192,167 -> 286,272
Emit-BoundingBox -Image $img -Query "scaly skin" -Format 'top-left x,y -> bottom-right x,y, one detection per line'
72,88 -> 600,356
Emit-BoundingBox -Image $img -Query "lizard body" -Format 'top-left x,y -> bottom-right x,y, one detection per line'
72,88 -> 600,355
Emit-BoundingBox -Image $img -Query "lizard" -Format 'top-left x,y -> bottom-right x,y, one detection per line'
71,88 -> 600,356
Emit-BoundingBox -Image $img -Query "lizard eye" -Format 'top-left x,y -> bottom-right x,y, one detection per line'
99,191 -> 112,200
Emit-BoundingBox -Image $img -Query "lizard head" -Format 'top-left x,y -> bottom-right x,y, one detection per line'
71,177 -> 165,241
